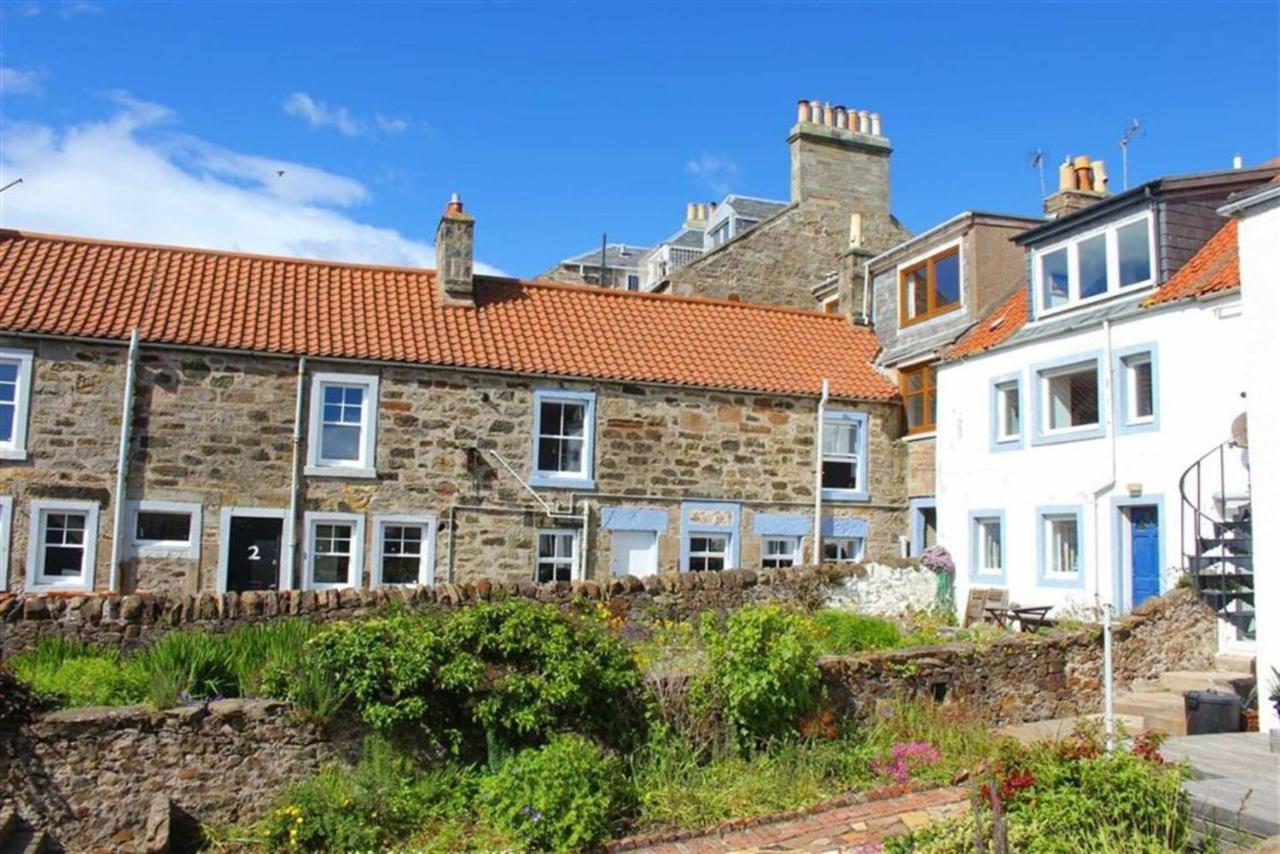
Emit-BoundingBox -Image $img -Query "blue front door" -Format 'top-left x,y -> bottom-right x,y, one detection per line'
1130,506 -> 1160,607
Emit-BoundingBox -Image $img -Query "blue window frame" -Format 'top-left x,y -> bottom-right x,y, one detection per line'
530,389 -> 596,490
679,501 -> 740,572
989,372 -> 1024,452
820,410 -> 870,502
909,498 -> 936,556
1031,352 -> 1106,446
1035,504 -> 1086,589
1113,343 -> 1159,435
968,510 -> 1007,585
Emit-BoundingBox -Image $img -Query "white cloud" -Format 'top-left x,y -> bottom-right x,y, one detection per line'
685,152 -> 739,196
6,1 -> 102,17
283,91 -> 410,138
0,93 -> 502,273
0,67 -> 44,95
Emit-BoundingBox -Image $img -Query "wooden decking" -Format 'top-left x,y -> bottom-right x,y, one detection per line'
1161,732 -> 1279,842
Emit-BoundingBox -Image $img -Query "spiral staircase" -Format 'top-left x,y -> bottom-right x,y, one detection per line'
1179,439 -> 1255,642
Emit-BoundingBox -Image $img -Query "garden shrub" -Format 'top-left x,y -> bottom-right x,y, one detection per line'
262,735 -> 478,852
479,733 -> 634,852
291,599 -> 642,757
700,604 -> 819,746
808,609 -> 902,654
11,636 -> 145,707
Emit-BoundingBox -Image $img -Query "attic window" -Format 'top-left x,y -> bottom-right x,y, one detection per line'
899,246 -> 961,327
1034,213 -> 1154,315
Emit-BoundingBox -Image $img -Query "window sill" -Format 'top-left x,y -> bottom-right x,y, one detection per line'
902,431 -> 936,443
1117,418 -> 1159,436
304,465 -> 378,479
1031,426 -> 1105,447
27,579 -> 93,593
131,544 -> 199,560
821,489 -> 869,503
899,305 -> 962,330
306,581 -> 357,591
529,474 -> 596,491
0,448 -> 29,461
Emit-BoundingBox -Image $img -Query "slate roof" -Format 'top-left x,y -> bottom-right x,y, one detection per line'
0,229 -> 897,401
723,195 -> 788,221
560,243 -> 648,269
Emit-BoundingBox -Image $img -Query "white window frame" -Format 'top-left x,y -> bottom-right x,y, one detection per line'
761,535 -> 801,568
371,514 -> 436,587
1044,513 -> 1081,577
820,410 -> 869,501
0,348 -> 35,461
686,532 -> 731,572
1040,361 -> 1101,435
305,372 -> 379,479
530,389 -> 596,489
535,527 -> 580,583
126,500 -> 203,560
0,495 -> 12,590
26,499 -> 100,592
1124,354 -> 1154,425
302,511 -> 365,590
823,536 -> 865,563
974,516 -> 1004,576
1032,212 -> 1155,317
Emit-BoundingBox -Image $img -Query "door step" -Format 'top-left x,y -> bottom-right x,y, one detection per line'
1214,652 -> 1255,674
1114,691 -> 1188,736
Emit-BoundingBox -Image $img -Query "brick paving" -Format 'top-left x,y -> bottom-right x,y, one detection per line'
624,786 -> 969,853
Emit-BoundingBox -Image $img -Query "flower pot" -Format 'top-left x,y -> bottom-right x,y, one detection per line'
1242,709 -> 1259,732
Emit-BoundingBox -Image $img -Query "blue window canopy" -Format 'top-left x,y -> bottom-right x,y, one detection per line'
753,513 -> 811,537
821,516 -> 869,539
600,507 -> 668,533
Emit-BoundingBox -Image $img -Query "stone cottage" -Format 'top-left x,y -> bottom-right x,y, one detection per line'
0,197 -> 906,596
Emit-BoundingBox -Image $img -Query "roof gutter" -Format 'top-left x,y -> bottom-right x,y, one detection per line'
1217,184 -> 1280,217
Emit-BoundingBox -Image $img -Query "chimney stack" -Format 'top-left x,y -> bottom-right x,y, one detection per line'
789,96 -> 892,209
436,193 -> 475,306
1043,154 -> 1110,220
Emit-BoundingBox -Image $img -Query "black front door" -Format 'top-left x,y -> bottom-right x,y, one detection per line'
227,516 -> 283,592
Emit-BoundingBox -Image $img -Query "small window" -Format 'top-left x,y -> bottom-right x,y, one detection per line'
306,373 -> 379,477
303,512 -> 365,590
127,501 -> 202,559
995,381 -> 1020,442
821,412 -> 867,499
1116,220 -> 1152,288
27,500 -> 99,591
899,246 -> 961,325
761,536 -> 800,568
687,534 -> 729,572
0,348 -> 34,460
1043,362 -> 1099,432
1125,354 -> 1154,424
1040,247 -> 1070,309
901,363 -> 937,434
710,222 -> 731,246
1043,513 -> 1080,576
974,516 -> 1003,575
626,274 -> 640,292
536,529 -> 578,583
823,537 -> 864,563
531,390 -> 596,488
373,515 -> 435,587
821,295 -> 840,315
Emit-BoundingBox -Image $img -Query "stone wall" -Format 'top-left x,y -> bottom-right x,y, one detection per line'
0,336 -> 906,596
905,437 -> 936,499
823,560 -> 938,615
820,587 -> 1217,726
0,565 -> 863,658
0,699 -> 358,852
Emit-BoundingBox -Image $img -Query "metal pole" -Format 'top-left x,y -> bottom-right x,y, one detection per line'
1103,601 -> 1115,752
107,330 -> 140,593
812,379 -> 829,564
600,232 -> 608,287
283,356 -> 307,591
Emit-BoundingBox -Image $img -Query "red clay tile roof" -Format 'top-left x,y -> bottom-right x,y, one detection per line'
1142,218 -> 1238,306
944,287 -> 1028,360
0,230 -> 896,400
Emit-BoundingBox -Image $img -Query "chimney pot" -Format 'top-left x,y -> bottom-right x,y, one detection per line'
1090,160 -> 1109,195
797,99 -> 812,124
1232,154 -> 1244,170
858,110 -> 870,134
687,202 -> 697,222
1058,157 -> 1075,191
823,102 -> 834,126
869,112 -> 882,136
849,212 -> 864,249
436,193 -> 475,306
1073,155 -> 1094,192
834,106 -> 847,130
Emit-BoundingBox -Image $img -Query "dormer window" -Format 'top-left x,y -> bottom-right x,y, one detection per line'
1034,213 -> 1153,315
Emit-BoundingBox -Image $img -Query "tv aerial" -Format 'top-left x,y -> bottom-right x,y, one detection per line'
1119,119 -> 1144,190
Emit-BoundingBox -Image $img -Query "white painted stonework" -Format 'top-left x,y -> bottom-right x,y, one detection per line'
936,294 -> 1249,621
1232,192 -> 1280,731
824,561 -> 938,615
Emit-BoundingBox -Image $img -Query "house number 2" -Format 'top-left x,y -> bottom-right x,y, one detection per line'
247,545 -> 261,561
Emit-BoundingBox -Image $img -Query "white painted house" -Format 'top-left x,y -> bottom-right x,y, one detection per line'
934,163 -> 1277,659
1221,178 -> 1280,730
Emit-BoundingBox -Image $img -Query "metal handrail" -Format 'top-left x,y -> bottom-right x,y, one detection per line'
1178,439 -> 1251,608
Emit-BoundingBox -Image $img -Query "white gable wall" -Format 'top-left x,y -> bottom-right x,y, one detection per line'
937,294 -> 1248,621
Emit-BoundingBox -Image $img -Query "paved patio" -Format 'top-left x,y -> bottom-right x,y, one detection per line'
1161,731 -> 1280,843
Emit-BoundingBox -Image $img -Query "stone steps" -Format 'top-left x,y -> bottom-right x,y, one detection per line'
1214,652 -> 1256,674
1157,669 -> 1254,696
1114,690 -> 1189,735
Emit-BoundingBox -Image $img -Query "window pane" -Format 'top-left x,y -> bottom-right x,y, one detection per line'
823,422 -> 855,456
45,545 -> 84,576
1048,517 -> 1079,574
1047,367 -> 1099,429
933,252 -> 960,308
560,402 -> 585,437
904,267 -> 928,318
979,520 -> 1002,570
823,538 -> 861,562
999,384 -> 1020,436
1131,359 -> 1154,419
323,385 -> 344,406
1041,249 -> 1069,308
0,404 -> 13,444
559,438 -> 583,473
321,423 -> 361,462
906,393 -> 927,430
136,511 -> 192,543
1078,233 -> 1108,300
313,555 -> 347,584
822,460 -> 858,491
1117,220 -> 1151,287
0,362 -> 16,383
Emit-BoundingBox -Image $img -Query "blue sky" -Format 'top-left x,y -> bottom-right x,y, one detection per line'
1,0 -> 1276,277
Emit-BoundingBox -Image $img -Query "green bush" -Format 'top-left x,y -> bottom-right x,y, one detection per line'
294,600 -> 642,757
808,609 -> 902,654
12,637 -> 144,707
700,605 -> 819,746
479,733 -> 634,852
262,736 -> 478,851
